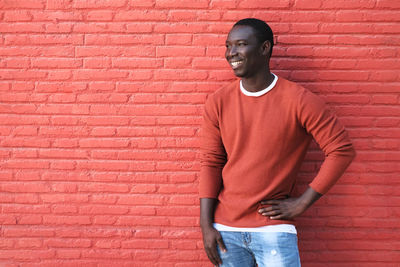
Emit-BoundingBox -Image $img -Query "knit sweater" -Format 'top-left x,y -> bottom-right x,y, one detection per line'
199,76 -> 355,228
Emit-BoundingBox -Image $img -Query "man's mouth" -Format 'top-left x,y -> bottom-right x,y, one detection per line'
230,60 -> 244,69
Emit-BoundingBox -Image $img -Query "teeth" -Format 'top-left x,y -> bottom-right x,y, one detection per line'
231,61 -> 243,67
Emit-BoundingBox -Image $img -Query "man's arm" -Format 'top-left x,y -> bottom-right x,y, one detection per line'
260,88 -> 356,220
199,96 -> 227,265
200,198 -> 226,266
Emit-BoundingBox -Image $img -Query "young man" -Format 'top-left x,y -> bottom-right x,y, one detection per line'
199,18 -> 356,267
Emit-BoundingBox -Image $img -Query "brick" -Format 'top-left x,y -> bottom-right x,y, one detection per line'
2,204 -> 49,213
118,194 -> 164,205
122,239 -> 169,249
375,0 -> 400,8
39,149 -> 88,159
0,215 -> 17,224
294,0 -> 322,9
31,58 -> 82,68
117,216 -> 169,226
3,10 -> 32,21
79,205 -> 129,214
52,138 -> 79,148
73,22 -> 125,33
154,70 -> 208,81
87,10 -> 114,21
154,23 -> 208,33
81,250 -> 131,260
92,215 -> 118,225
1,182 -> 50,193
126,23 -> 154,33
115,10 -> 167,21
43,215 -> 91,225
94,240 -> 121,249
112,58 -> 163,69
156,206 -> 198,217
14,194 -> 40,204
364,10 -> 400,21
83,58 -> 112,68
155,0 -> 208,8
82,46 -> 156,57
79,138 -> 129,148
164,57 -> 192,68
168,10 -> 197,21
51,205 -> 78,214
73,70 -> 129,81
1,0 -> 46,9
85,34 -> 164,45
91,194 -> 118,204
157,46 -> 205,57
87,82 -> 116,91
129,0 -> 155,7
40,194 -> 89,204
238,0 -> 290,8
45,238 -> 92,248
78,182 -> 130,193
322,0 -> 376,9
73,0 -> 127,8
165,34 -> 192,45
56,249 -> 81,259
46,70 -> 72,80
0,171 -> 13,180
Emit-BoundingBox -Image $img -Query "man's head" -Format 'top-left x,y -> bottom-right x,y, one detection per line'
225,18 -> 274,78
234,18 -> 274,56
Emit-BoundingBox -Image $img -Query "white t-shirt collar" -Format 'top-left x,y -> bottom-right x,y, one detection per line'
240,73 -> 278,97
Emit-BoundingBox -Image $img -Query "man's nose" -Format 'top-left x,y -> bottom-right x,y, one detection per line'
228,45 -> 238,57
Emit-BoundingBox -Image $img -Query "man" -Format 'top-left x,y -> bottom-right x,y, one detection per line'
199,18 -> 356,267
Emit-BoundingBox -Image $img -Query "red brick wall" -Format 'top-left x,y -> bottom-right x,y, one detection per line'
0,0 -> 399,266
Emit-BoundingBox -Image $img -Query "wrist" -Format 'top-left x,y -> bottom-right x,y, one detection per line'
200,222 -> 214,230
298,187 -> 323,209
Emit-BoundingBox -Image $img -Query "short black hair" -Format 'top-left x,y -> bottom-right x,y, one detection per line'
233,18 -> 274,56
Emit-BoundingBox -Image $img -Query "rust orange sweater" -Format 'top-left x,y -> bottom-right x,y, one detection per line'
199,76 -> 355,227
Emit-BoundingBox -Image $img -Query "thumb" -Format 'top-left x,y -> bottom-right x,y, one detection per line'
216,234 -> 227,253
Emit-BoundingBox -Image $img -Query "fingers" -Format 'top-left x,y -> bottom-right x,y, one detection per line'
216,235 -> 227,253
205,246 -> 221,266
260,199 -> 281,205
258,203 -> 286,219
259,208 -> 280,216
204,232 -> 225,266
259,208 -> 282,220
269,214 -> 284,220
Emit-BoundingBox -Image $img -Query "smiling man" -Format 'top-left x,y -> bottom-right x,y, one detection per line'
199,18 -> 356,267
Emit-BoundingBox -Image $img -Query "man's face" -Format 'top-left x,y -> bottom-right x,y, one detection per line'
225,25 -> 267,78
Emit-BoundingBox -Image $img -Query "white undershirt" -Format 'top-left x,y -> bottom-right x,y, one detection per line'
216,73 -> 296,234
240,73 -> 278,97
214,223 -> 297,234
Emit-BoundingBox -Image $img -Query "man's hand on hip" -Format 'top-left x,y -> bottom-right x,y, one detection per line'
258,187 -> 323,220
258,197 -> 306,220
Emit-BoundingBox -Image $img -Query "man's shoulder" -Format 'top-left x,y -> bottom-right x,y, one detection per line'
276,75 -> 306,95
206,79 -> 239,103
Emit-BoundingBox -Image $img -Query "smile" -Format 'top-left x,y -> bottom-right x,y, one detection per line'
230,60 -> 243,69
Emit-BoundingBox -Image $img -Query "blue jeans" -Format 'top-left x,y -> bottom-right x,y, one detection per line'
217,231 -> 301,267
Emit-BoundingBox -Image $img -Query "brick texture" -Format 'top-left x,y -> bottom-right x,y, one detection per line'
0,0 -> 399,266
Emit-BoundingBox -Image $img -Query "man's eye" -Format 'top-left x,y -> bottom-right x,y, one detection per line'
238,43 -> 246,46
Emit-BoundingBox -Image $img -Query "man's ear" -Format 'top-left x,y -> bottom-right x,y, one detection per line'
261,40 -> 271,56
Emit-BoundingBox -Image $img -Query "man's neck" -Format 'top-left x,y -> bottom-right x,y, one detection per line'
241,71 -> 274,93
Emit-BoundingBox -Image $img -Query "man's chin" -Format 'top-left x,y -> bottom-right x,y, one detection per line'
232,69 -> 246,78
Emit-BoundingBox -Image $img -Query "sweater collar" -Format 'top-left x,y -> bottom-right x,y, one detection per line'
240,73 -> 278,97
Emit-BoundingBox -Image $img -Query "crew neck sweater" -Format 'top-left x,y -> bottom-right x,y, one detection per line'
199,76 -> 355,228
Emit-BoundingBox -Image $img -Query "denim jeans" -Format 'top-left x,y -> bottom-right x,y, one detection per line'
217,231 -> 301,267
